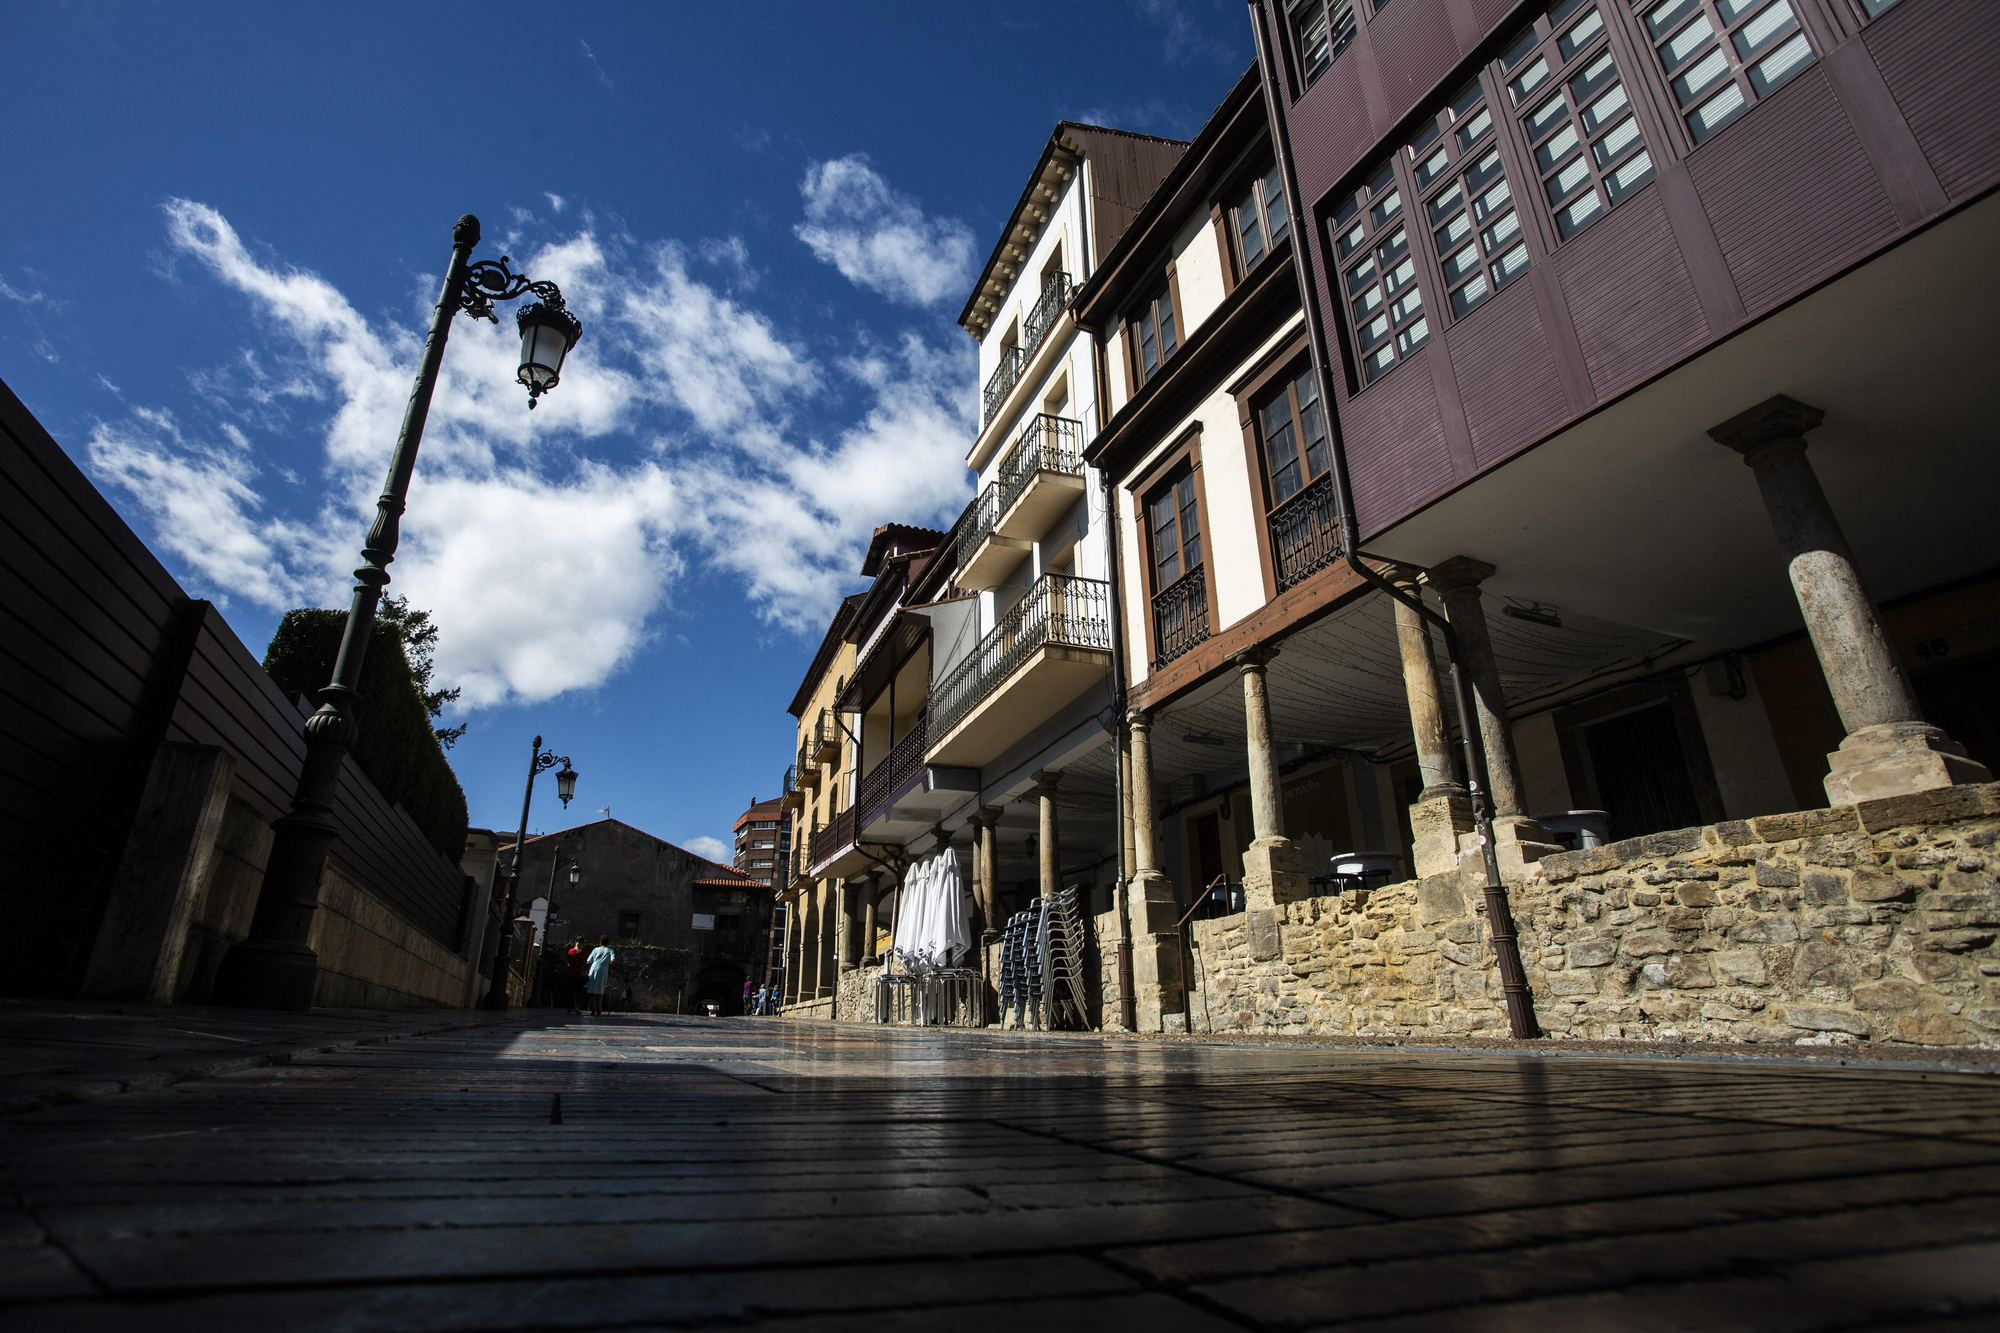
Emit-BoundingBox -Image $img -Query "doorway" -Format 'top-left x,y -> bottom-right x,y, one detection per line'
1585,703 -> 1704,842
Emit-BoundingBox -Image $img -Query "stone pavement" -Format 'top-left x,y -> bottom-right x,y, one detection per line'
4,1014 -> 2000,1330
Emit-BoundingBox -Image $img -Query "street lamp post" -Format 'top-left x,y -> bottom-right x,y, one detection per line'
485,737 -> 577,1010
215,213 -> 583,1011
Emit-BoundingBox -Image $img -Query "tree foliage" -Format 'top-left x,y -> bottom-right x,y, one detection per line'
263,604 -> 469,864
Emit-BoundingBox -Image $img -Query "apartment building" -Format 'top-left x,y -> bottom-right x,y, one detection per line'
731,797 -> 788,890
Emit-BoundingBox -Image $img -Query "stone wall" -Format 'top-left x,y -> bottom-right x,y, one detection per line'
310,863 -> 470,1009
1190,784 -> 2000,1048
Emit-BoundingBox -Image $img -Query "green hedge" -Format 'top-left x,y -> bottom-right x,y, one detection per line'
264,610 -> 469,864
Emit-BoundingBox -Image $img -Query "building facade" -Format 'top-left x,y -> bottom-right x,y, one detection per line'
732,797 -> 789,891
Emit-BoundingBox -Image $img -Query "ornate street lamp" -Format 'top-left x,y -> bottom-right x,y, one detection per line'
214,214 -> 584,1011
486,738 -> 580,1011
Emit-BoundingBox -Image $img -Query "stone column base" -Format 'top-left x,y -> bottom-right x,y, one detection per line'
1130,931 -> 1185,1033
1241,836 -> 1311,909
1824,722 -> 1994,805
1410,792 -> 1475,879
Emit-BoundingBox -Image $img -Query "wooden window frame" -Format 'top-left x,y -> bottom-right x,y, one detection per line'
1231,335 -> 1318,602
1225,161 -> 1294,280
1126,266 -> 1186,389
1404,74 -> 1536,325
1126,424 -> 1218,672
1327,156 -> 1432,388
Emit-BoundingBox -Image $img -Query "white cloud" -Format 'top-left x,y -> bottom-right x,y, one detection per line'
90,197 -> 973,711
545,192 -> 567,214
683,835 -> 729,862
795,155 -> 976,307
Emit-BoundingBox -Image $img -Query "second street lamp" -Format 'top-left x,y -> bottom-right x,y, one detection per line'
486,737 -> 578,1011
214,213 -> 584,1011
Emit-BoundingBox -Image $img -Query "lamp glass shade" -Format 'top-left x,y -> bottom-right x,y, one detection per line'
515,301 -> 581,396
568,864 -> 581,886
555,764 -> 578,806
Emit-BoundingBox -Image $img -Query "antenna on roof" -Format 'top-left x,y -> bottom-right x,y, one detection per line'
597,806 -> 610,821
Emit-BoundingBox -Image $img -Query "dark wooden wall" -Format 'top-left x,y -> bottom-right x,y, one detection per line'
1267,0 -> 2000,539
0,375 -> 466,995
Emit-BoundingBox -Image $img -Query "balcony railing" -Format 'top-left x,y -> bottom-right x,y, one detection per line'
810,807 -> 855,869
797,741 -> 819,788
1152,565 -> 1210,669
956,484 -> 1004,568
1023,270 -> 1072,360
996,413 -> 1081,514
982,345 -> 1028,426
928,573 -> 1112,741
812,709 -> 841,764
1270,472 -> 1342,591
857,711 -> 929,827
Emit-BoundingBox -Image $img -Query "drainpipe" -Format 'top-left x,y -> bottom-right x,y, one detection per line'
1247,1 -> 1538,1039
1074,148 -> 1139,1034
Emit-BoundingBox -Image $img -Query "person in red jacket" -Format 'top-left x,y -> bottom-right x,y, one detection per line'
565,940 -> 588,1014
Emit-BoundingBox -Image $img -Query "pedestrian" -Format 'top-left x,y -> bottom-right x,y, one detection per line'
585,934 -> 615,1017
742,975 -> 753,1014
566,940 -> 588,1014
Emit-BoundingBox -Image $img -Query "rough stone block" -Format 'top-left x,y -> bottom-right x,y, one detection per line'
1414,874 -> 1467,926
1547,970 -> 1599,995
1245,909 -> 1281,962
1925,928 -> 1997,953
1676,883 -> 1719,908
1849,866 -> 1916,903
1712,948 -> 1769,985
1893,1012 -> 1978,1045
1855,783 -> 2000,834
1539,845 -> 1623,883
1755,861 -> 1801,888
1851,978 -> 1920,1011
1641,827 -> 1703,857
1730,917 -> 1799,944
1667,955 -> 1716,989
1803,870 -> 1849,905
1749,807 -> 1859,843
1708,820 -> 1756,850
1621,929 -> 1676,958
1785,1005 -> 1870,1036
1568,939 -> 1615,967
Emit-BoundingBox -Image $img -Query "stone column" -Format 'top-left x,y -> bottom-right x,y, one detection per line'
1125,711 -> 1186,1033
860,880 -> 878,964
836,880 -> 858,972
1424,556 -> 1561,877
1236,649 -> 1310,965
785,891 -> 807,1007
976,810 -> 1001,936
1711,395 -> 1990,803
1034,771 -> 1061,899
1391,569 -> 1475,878
817,883 -> 837,999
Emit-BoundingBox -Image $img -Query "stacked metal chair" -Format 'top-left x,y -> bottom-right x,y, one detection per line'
1045,886 -> 1092,1031
997,899 -> 1044,1030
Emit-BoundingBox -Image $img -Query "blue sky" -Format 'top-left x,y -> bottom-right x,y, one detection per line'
1,1 -> 1252,859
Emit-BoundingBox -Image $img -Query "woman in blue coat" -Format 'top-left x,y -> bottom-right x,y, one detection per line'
585,934 -> 615,1016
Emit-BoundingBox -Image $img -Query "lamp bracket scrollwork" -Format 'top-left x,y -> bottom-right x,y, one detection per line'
458,256 -> 568,324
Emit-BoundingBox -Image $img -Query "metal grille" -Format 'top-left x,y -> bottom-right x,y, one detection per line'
1152,565 -> 1210,668
809,808 -> 854,871
876,968 -> 986,1026
982,345 -> 1028,425
1269,472 -> 1342,590
956,484 -> 1003,564
1023,270 -> 1073,358
857,712 -> 928,827
996,414 -> 1082,516
928,574 -> 1112,741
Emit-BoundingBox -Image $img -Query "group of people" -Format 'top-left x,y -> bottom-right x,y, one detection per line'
563,936 -> 616,1016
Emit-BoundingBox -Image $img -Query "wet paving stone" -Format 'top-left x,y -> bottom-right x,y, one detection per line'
2,1014 -> 1998,1329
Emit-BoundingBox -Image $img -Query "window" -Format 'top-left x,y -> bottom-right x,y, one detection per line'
1637,0 -> 1815,146
1852,0 -> 1898,14
1330,160 -> 1429,385
617,911 -> 641,938
1288,0 -> 1356,90
1131,282 -> 1179,383
1230,164 -> 1292,272
1399,77 -> 1531,323
1148,472 -> 1203,588
1502,3 -> 1656,241
1257,365 -> 1331,508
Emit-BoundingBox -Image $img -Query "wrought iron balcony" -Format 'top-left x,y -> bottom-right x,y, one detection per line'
779,764 -> 802,811
1023,270 -> 1072,361
797,741 -> 820,789
1270,472 -> 1342,591
995,414 -> 1081,518
928,573 -> 1112,745
1152,564 -> 1210,669
955,415 -> 1085,589
857,711 -> 929,828
982,345 -> 1028,426
809,807 -> 855,872
812,708 -> 840,764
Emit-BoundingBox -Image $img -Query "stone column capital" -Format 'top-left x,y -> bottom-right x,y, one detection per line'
1387,564 -> 1427,594
1232,645 -> 1278,675
1708,393 -> 1824,461
1422,555 -> 1497,598
1030,769 -> 1063,795
1125,707 -> 1152,731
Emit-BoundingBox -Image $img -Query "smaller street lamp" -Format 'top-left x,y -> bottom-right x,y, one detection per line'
556,762 -> 578,807
516,301 -> 583,405
485,737 -> 580,1010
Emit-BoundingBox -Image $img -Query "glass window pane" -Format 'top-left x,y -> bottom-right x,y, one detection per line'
1335,219 -> 1367,259
1385,255 -> 1417,294
1474,177 -> 1514,223
1428,180 -> 1465,224
1527,93 -> 1569,142
1465,148 -> 1504,193
1369,189 -> 1403,229
1686,80 -> 1746,141
1363,343 -> 1396,381
1366,160 -> 1398,198
1441,240 -> 1480,282
1592,116 -> 1642,168
1407,116 -> 1444,157
1645,0 -> 1703,41
1661,14 -> 1716,72
1579,81 -> 1629,134
1606,149 -> 1655,202
1390,288 -> 1423,323
1263,169 -> 1290,244
1508,56 -> 1551,105
1733,1 -> 1798,61
1449,76 -> 1485,120
1499,25 -> 1539,72
1358,312 -> 1391,348
1536,123 -> 1582,174
1748,30 -> 1814,95
1239,214 -> 1264,269
1397,317 -> 1430,355
1494,243 -> 1531,285
1352,284 -> 1384,320
1333,190 -> 1361,227
1558,8 -> 1605,61
1414,147 -> 1451,189
1569,50 -> 1618,103
1346,254 -> 1377,293
1481,209 -> 1523,251
1379,227 -> 1410,267
1548,0 -> 1593,22
1159,302 -> 1177,357
1296,1 -> 1333,84
1435,211 -> 1473,253
1450,272 -> 1492,317
1671,44 -> 1732,108
1715,0 -> 1764,21
1455,105 -> 1494,152
1858,0 -> 1898,14
1556,189 -> 1605,237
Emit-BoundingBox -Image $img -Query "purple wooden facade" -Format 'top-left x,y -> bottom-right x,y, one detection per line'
1261,0 -> 2000,539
